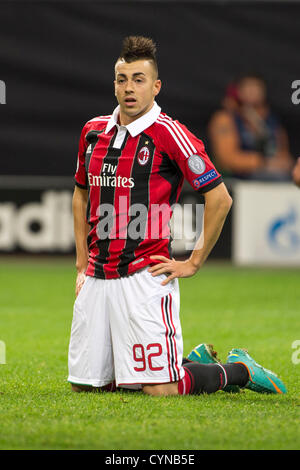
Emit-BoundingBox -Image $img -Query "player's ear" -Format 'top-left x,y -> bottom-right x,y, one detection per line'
154,79 -> 162,97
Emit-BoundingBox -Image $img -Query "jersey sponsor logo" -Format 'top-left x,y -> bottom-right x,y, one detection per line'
88,172 -> 134,188
88,162 -> 134,188
137,146 -> 150,166
193,169 -> 218,188
187,155 -> 206,174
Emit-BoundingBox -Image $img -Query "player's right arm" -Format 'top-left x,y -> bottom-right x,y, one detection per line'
72,185 -> 89,297
73,121 -> 90,296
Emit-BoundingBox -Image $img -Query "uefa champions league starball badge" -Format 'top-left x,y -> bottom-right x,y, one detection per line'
188,155 -> 206,174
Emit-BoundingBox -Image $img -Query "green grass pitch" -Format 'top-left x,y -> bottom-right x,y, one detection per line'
0,258 -> 299,450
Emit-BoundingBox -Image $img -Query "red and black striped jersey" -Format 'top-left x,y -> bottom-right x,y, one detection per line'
75,102 -> 222,279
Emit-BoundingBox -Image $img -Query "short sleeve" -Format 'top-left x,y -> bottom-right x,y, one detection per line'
162,120 -> 223,193
74,123 -> 89,189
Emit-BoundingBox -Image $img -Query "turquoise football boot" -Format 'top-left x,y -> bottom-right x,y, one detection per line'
187,343 -> 220,364
227,348 -> 287,394
187,343 -> 240,393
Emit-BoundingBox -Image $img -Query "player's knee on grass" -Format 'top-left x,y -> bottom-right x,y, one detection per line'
71,383 -> 94,393
70,384 -> 103,393
142,382 -> 179,396
71,382 -> 117,393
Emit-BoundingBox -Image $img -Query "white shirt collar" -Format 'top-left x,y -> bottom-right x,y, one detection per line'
105,101 -> 161,137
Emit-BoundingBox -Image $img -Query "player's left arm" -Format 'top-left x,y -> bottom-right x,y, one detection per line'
149,182 -> 232,285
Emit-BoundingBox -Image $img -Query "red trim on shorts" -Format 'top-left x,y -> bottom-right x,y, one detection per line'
161,297 -> 173,382
118,380 -> 177,386
168,293 -> 180,380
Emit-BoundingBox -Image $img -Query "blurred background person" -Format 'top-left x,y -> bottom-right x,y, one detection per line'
208,75 -> 294,181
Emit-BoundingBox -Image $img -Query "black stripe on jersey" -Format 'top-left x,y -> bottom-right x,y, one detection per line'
85,130 -> 105,174
159,153 -> 183,258
75,130 -> 105,189
117,133 -> 155,277
85,130 -> 104,247
94,130 -> 130,279
159,153 -> 183,207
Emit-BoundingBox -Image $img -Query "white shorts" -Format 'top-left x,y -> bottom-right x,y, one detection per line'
68,267 -> 184,388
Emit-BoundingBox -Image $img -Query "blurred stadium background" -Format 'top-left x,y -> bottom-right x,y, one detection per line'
1,0 -> 300,451
1,0 -> 300,264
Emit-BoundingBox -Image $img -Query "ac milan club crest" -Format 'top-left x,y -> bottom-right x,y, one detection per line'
137,146 -> 150,165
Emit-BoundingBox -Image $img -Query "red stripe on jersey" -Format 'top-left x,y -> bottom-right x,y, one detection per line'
173,120 -> 197,154
158,114 -> 196,156
157,116 -> 191,158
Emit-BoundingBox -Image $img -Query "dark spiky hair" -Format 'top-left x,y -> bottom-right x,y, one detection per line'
118,36 -> 158,77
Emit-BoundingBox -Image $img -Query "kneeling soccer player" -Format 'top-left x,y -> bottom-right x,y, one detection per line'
68,35 -> 286,397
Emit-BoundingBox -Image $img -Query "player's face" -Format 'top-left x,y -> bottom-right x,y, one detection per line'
114,59 -> 161,125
